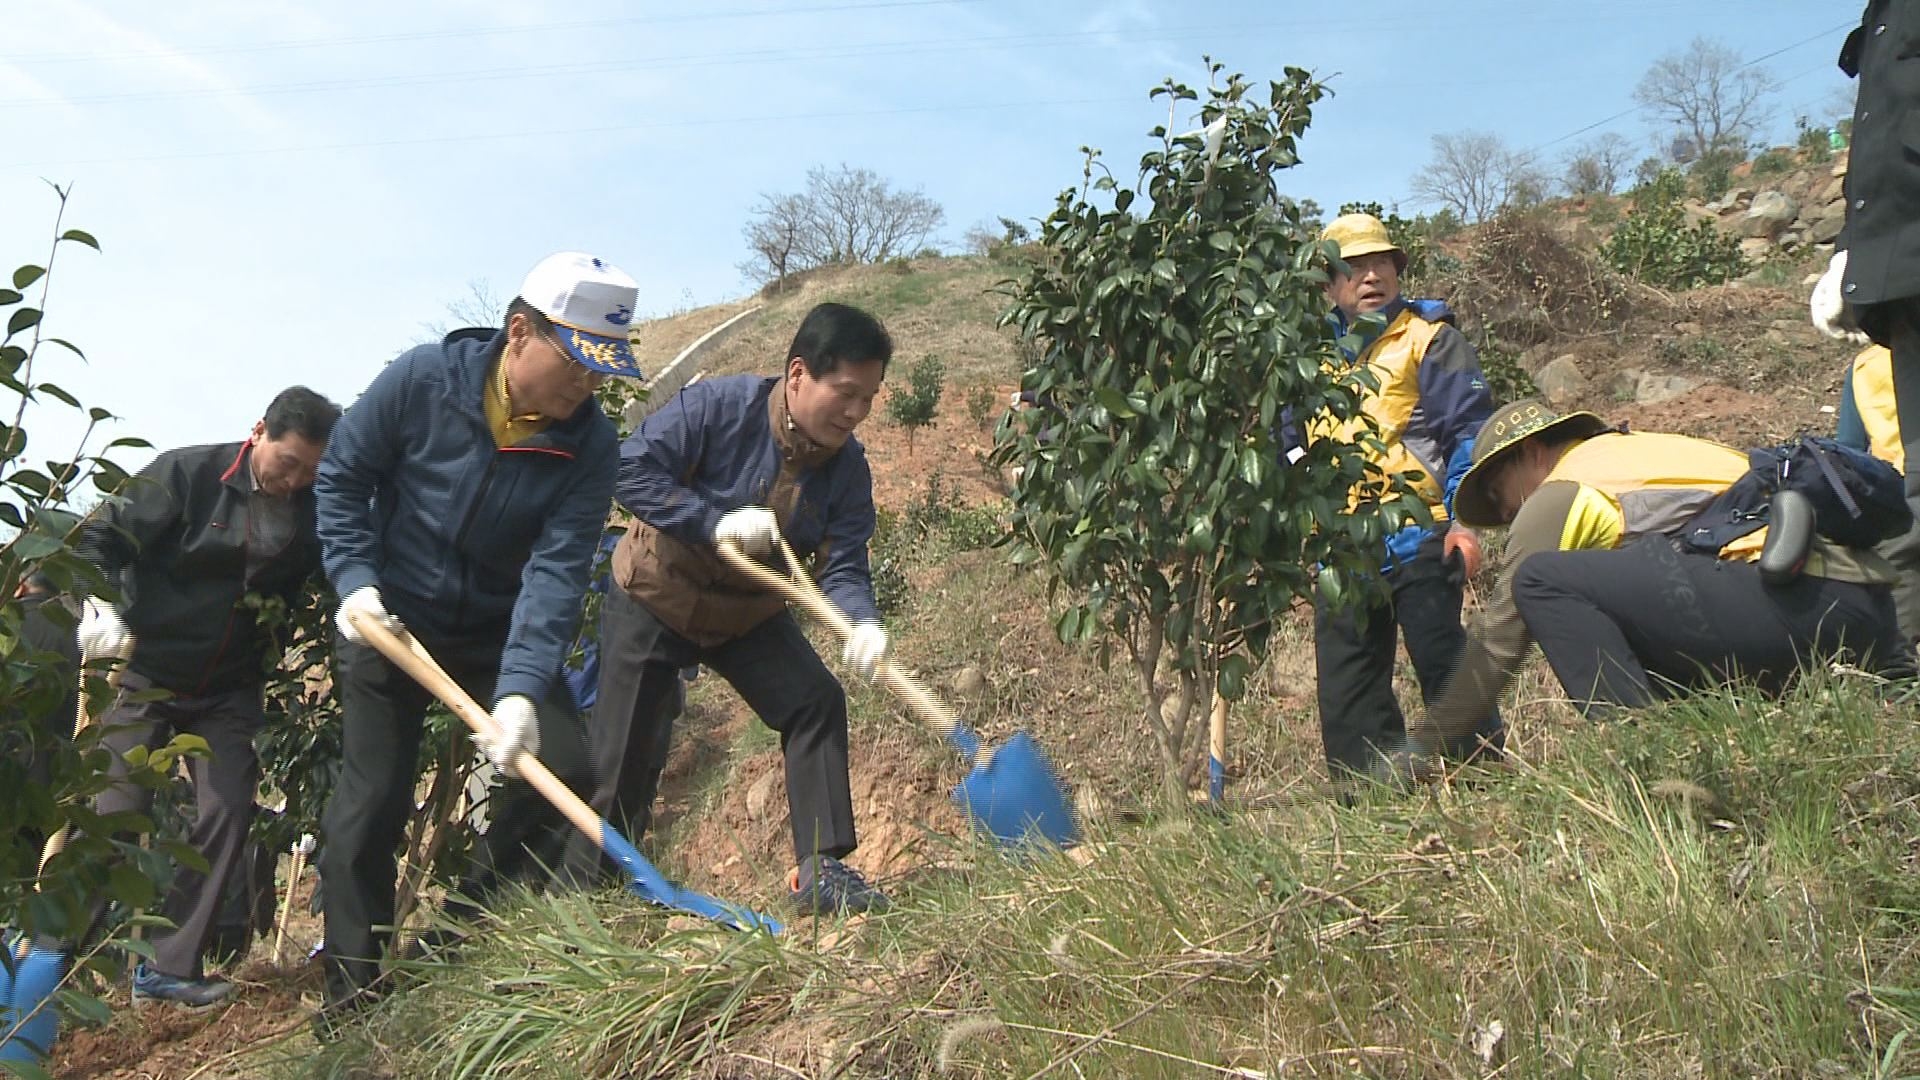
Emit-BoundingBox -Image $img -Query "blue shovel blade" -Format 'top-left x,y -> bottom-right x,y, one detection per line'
600,824 -> 784,935
951,730 -> 1079,849
0,943 -> 65,1062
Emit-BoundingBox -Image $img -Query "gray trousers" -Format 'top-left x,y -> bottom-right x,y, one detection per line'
93,672 -> 262,979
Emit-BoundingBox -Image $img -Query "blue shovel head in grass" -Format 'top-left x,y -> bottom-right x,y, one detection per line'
599,826 -> 783,935
0,940 -> 65,1063
948,728 -> 1079,849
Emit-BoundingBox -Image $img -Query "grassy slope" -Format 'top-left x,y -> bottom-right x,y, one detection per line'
306,669 -> 1920,1078
294,244 -> 1920,1078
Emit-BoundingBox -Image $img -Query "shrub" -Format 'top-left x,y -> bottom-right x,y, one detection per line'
965,384 -> 998,428
1600,169 -> 1745,289
1477,335 -> 1538,405
1796,116 -> 1834,164
885,354 -> 945,455
1689,146 -> 1741,201
1751,148 -> 1794,177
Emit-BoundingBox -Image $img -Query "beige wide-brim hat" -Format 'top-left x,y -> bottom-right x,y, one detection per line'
1452,400 -> 1612,527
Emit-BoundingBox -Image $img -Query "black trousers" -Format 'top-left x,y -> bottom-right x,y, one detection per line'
562,589 -> 855,881
1510,536 -> 1906,718
1883,300 -> 1920,641
319,633 -> 590,1008
92,674 -> 261,979
1313,530 -> 1504,776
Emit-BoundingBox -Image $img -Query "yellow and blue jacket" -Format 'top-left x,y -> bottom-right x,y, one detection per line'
1287,297 -> 1495,569
1837,345 -> 1901,472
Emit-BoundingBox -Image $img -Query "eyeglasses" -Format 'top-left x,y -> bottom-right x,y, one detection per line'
540,327 -> 607,387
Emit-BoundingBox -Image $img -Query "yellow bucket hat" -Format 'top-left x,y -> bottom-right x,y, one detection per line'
1321,213 -> 1406,271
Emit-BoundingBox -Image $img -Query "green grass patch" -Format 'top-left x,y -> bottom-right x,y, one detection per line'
307,667 -> 1920,1078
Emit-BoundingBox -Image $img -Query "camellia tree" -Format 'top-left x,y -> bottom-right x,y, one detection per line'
993,62 -> 1424,805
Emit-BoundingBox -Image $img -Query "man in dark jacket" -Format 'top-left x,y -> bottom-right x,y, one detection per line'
1814,4 -> 1920,559
313,251 -> 638,1030
564,302 -> 892,915
75,385 -> 340,1006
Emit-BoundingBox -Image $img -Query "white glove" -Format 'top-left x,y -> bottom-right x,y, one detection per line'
1811,250 -> 1870,344
336,585 -> 402,644
78,597 -> 131,661
841,620 -> 888,680
714,506 -> 779,555
478,694 -> 541,778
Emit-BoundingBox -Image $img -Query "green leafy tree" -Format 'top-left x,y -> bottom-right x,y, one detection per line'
995,62 -> 1422,805
0,186 -> 195,1040
886,355 -> 945,456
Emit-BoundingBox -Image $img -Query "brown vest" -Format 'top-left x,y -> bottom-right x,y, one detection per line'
611,384 -> 840,646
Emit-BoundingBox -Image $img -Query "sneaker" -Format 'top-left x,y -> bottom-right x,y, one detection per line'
131,964 -> 235,1008
790,855 -> 889,916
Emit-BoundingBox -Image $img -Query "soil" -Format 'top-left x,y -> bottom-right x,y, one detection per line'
50,875 -> 326,1079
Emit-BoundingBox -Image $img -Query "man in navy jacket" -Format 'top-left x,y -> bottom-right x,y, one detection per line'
565,302 -> 893,915
313,251 -> 641,1030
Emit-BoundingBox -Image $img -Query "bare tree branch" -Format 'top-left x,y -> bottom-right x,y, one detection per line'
1409,131 -> 1548,222
1561,133 -> 1636,196
739,165 -> 946,286
418,278 -> 508,343
1633,36 -> 1776,159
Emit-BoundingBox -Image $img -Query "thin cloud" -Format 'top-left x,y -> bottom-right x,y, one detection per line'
51,0 -> 292,140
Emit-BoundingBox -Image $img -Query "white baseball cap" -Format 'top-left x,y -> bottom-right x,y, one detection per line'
518,251 -> 642,377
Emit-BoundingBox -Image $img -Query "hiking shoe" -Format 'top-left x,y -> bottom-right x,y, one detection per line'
791,856 -> 889,916
132,964 -> 235,1008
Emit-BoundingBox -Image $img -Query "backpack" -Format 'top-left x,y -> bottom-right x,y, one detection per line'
1680,435 -> 1912,556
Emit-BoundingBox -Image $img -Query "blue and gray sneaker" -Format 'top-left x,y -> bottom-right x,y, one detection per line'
132,963 -> 235,1008
791,855 -> 890,916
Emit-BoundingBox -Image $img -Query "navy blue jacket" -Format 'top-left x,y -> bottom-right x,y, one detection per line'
316,329 -> 618,703
617,374 -> 880,628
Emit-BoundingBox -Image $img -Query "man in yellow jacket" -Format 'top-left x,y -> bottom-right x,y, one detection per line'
1296,214 -> 1502,785
1419,400 -> 1905,750
1836,344 -> 1920,642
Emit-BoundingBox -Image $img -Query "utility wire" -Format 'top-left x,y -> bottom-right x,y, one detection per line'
5,95 -> 1136,169
0,0 -> 983,66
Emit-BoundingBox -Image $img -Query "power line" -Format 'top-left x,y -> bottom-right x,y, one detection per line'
0,23 -> 1338,111
1517,18 -> 1853,161
0,0 -> 1763,69
0,0 -> 982,66
5,94 -> 1137,170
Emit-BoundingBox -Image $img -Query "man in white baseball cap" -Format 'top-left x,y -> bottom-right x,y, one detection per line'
311,250 -> 640,1036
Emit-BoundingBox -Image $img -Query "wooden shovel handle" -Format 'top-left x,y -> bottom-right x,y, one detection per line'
346,613 -> 604,846
716,537 -> 960,739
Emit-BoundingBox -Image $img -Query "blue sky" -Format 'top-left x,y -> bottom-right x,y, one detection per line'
0,0 -> 1856,473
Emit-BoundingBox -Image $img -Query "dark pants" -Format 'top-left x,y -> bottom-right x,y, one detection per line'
1314,530 -> 1504,777
1884,300 -> 1920,642
92,673 -> 261,980
563,589 -> 854,882
319,633 -> 590,1009
1510,536 -> 1907,718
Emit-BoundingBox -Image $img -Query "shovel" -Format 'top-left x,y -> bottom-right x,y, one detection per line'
1,638 -> 133,1065
346,613 -> 782,935
717,538 -> 1078,849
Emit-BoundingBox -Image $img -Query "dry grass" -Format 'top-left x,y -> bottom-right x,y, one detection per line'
629,257 -> 1026,387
